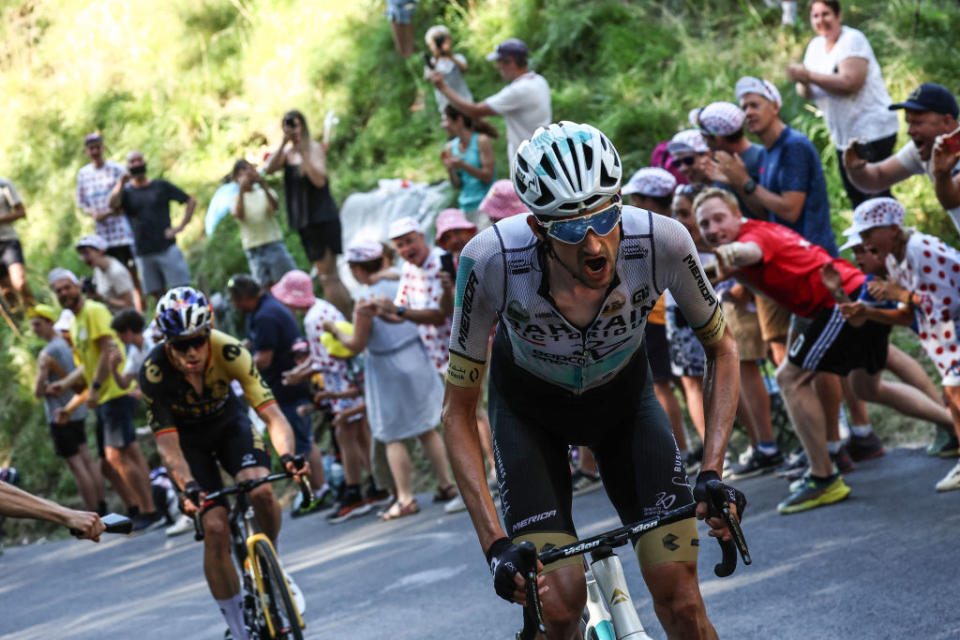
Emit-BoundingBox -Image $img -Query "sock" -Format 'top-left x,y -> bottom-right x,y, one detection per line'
128,506 -> 141,518
850,424 -> 873,438
827,440 -> 843,455
757,441 -> 778,456
97,501 -> 108,517
313,483 -> 330,500
217,594 -> 248,640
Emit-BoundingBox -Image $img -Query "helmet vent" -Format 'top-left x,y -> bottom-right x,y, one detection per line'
566,138 -> 582,191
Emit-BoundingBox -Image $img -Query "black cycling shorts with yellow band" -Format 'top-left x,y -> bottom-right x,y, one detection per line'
693,304 -> 726,346
512,518 -> 699,574
447,351 -> 488,388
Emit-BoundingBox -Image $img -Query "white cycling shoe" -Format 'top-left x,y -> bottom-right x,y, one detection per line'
282,568 -> 306,615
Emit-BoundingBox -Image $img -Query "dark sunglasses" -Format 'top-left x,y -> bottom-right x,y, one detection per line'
672,156 -> 697,167
169,334 -> 209,353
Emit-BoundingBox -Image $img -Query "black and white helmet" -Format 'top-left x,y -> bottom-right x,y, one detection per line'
155,287 -> 212,338
512,121 -> 622,218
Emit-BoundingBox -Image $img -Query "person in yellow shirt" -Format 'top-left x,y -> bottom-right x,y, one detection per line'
47,268 -> 161,533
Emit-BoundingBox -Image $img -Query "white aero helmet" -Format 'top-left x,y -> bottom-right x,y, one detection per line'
513,121 -> 622,218
155,286 -> 213,338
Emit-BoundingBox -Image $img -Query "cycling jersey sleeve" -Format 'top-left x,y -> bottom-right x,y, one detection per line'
652,215 -> 725,346
446,227 -> 505,387
139,350 -> 177,437
217,335 -> 276,412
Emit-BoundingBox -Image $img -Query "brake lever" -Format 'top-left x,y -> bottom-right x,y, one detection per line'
705,479 -> 751,572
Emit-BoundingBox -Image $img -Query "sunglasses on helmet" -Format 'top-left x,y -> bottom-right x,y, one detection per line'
536,197 -> 622,245
168,333 -> 209,353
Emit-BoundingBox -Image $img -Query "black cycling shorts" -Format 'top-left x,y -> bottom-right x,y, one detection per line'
488,360 -> 694,542
0,239 -> 25,269
179,416 -> 271,500
105,244 -> 137,273
787,297 -> 890,375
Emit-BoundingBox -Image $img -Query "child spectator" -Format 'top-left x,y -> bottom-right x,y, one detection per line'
424,25 -> 472,113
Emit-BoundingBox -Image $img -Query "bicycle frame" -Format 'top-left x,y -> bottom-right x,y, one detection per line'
516,480 -> 750,640
194,472 -> 311,638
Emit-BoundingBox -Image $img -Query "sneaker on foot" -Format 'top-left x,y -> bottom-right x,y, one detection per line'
777,474 -> 850,514
444,494 -> 467,514
776,449 -> 807,477
327,493 -> 373,523
165,513 -> 194,537
831,445 -> 855,474
846,432 -> 885,462
729,449 -> 784,479
935,461 -> 960,492
292,487 -> 335,518
572,469 -> 602,496
927,425 -> 960,458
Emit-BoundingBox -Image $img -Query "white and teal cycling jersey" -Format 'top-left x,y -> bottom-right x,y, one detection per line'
446,206 -> 725,395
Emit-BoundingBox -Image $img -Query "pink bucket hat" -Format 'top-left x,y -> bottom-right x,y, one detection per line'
270,269 -> 316,308
478,180 -> 529,220
435,208 -> 477,244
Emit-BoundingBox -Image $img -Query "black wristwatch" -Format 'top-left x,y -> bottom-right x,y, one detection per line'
742,179 -> 757,194
92,381 -> 103,391
396,305 -> 407,317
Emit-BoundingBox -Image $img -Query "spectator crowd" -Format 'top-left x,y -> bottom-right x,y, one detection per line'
4,0 -> 960,600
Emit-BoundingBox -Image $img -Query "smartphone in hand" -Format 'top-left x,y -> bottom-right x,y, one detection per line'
851,140 -> 880,163
440,252 -> 457,280
942,129 -> 960,155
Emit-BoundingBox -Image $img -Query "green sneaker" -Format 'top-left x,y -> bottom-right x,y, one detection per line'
777,475 -> 850,515
926,424 -> 959,458
292,486 -> 335,518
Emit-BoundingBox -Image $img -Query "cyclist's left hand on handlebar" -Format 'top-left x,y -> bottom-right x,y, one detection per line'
486,538 -> 546,605
693,470 -> 746,542
280,453 -> 309,478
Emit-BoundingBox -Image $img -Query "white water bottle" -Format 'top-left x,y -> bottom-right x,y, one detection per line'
590,553 -> 653,640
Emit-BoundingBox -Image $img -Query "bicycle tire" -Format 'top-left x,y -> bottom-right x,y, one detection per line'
252,539 -> 304,640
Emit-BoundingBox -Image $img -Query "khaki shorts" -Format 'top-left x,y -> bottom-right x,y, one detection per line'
723,302 -> 766,361
754,294 -> 790,343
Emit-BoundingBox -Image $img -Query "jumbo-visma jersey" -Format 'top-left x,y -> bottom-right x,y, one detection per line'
446,207 -> 725,395
139,330 -> 276,436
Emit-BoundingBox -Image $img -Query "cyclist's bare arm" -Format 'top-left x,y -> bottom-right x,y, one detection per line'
441,383 -> 505,552
155,430 -> 196,491
259,402 -> 304,475
699,328 -> 741,488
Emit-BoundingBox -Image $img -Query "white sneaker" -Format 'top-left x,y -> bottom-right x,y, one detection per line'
165,514 -> 194,537
444,494 -> 467,514
282,568 -> 306,615
935,461 -> 960,492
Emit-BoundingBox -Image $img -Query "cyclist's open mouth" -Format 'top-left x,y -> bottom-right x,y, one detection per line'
584,256 -> 607,274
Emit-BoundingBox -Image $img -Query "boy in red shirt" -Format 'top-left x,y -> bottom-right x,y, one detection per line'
695,188 -> 888,514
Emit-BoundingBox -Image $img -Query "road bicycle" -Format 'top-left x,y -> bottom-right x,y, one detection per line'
194,472 -> 311,640
516,480 -> 750,640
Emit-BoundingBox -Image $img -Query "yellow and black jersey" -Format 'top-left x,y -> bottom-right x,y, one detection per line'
139,329 -> 275,437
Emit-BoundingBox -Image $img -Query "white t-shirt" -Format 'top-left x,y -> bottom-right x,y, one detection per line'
94,256 -> 135,313
803,26 -> 898,148
123,334 -> 156,377
894,138 -> 960,234
484,71 -> 552,165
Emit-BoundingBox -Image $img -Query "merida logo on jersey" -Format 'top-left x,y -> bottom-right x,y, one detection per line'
683,253 -> 715,306
457,271 -> 480,349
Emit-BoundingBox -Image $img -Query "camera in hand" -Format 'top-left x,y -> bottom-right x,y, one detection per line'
851,141 -> 880,163
440,252 -> 457,279
81,275 -> 96,296
434,35 -> 446,51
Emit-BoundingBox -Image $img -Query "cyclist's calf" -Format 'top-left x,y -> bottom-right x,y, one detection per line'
200,507 -> 240,600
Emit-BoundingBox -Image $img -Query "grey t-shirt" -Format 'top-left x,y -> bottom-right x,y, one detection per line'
0,177 -> 23,242
41,336 -> 88,423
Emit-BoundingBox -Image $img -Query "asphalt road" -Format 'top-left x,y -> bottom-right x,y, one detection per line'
2,446 -> 960,639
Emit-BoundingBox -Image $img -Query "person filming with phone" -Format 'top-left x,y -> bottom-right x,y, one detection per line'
842,83 -> 960,233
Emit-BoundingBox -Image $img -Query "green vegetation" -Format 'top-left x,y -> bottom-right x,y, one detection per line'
1,0 -> 958,541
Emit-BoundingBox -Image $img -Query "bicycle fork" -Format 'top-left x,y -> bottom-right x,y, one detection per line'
588,545 -> 653,640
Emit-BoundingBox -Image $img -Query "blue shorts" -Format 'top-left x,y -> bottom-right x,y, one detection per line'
96,395 -> 138,454
281,401 -> 315,456
385,0 -> 417,23
245,241 -> 297,287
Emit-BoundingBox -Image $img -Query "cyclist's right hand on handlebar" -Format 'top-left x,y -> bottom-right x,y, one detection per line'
486,538 -> 544,605
280,453 -> 309,478
181,480 -> 204,516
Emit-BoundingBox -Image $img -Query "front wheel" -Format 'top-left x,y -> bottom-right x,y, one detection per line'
252,539 -> 304,640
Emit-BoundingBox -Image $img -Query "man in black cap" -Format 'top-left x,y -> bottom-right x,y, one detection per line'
843,82 -> 960,232
428,38 -> 551,168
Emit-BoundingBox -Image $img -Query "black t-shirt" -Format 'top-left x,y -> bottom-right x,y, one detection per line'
245,293 -> 311,406
121,179 -> 190,255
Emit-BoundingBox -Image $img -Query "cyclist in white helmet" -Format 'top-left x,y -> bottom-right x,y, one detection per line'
442,122 -> 744,639
140,286 -> 309,640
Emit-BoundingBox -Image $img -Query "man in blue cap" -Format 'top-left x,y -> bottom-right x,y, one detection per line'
428,38 -> 551,169
843,83 -> 960,232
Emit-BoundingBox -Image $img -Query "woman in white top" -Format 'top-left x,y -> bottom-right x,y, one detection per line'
786,0 -> 899,207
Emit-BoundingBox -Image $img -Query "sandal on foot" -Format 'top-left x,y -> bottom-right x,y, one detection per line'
433,484 -> 458,503
380,499 -> 420,521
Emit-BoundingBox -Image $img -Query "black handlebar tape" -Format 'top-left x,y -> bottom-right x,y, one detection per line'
516,541 -> 545,640
714,538 -> 738,577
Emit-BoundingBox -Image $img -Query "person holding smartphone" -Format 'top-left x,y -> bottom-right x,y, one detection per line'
785,0 -> 899,207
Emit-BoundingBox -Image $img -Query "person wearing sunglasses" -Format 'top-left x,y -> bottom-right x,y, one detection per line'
137,286 -> 310,640
441,121 -> 744,639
